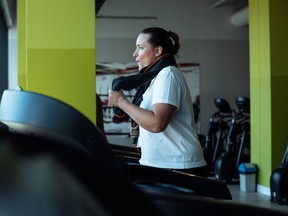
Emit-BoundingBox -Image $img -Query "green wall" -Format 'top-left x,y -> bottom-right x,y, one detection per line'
249,0 -> 288,187
18,0 -> 96,124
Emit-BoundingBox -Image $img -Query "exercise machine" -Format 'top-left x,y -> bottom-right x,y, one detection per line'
1,90 -> 286,216
214,96 -> 250,184
270,143 -> 288,205
203,97 -> 235,175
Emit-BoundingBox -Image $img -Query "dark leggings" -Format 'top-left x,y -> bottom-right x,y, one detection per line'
171,165 -> 209,177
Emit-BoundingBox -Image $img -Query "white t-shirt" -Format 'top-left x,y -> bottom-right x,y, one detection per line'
138,66 -> 206,169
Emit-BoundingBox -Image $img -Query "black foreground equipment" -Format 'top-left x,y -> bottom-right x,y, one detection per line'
1,89 -> 288,216
0,89 -> 159,216
110,143 -> 141,164
270,143 -> 288,205
122,163 -> 232,200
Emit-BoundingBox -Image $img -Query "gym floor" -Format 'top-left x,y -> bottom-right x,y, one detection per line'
226,184 -> 288,214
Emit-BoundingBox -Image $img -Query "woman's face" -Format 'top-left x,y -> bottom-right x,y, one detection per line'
133,33 -> 161,70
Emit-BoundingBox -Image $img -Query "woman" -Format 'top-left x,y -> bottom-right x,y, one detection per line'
108,27 -> 208,177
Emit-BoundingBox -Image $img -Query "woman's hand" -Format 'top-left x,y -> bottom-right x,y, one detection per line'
108,89 -> 126,107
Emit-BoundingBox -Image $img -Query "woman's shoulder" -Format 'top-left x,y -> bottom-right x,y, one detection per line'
158,66 -> 184,81
159,65 -> 181,76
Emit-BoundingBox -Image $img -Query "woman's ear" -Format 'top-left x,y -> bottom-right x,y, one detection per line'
155,46 -> 163,57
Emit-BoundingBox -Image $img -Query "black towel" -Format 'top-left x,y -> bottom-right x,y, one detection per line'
112,54 -> 177,117
111,54 -> 178,143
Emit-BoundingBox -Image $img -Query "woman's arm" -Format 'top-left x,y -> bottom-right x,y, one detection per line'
109,89 -> 176,132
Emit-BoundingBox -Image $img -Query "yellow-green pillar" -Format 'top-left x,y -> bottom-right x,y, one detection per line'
17,0 -> 96,124
249,0 -> 288,189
